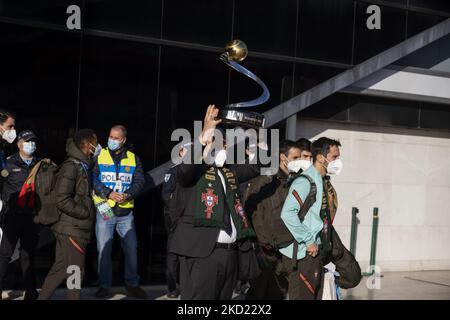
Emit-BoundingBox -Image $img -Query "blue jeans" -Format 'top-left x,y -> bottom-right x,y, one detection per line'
96,211 -> 139,288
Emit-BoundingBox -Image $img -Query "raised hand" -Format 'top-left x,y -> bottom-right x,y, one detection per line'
199,105 -> 222,146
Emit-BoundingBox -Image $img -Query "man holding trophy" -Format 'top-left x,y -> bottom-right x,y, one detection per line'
169,40 -> 271,299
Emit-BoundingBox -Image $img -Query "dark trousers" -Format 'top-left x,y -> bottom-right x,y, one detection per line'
246,252 -> 288,300
281,254 -> 323,300
38,233 -> 88,300
166,234 -> 179,293
0,210 -> 39,292
179,247 -> 238,300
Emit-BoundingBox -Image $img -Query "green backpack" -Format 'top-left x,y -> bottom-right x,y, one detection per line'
270,174 -> 317,251
248,174 -> 317,258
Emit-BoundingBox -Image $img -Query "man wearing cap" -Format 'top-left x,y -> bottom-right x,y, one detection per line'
0,130 -> 40,300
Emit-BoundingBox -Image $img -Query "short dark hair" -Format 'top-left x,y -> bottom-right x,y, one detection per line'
312,137 -> 341,162
0,109 -> 15,125
74,129 -> 96,149
296,138 -> 311,153
111,125 -> 127,138
279,139 -> 299,156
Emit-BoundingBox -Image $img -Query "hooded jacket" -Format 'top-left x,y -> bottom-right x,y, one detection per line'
51,139 -> 95,240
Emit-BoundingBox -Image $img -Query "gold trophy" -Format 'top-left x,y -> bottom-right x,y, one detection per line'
218,40 -> 269,129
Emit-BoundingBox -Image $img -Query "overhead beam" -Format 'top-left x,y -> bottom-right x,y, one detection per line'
263,18 -> 450,127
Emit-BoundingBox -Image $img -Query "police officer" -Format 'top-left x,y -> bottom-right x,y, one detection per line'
92,125 -> 146,299
0,130 -> 40,300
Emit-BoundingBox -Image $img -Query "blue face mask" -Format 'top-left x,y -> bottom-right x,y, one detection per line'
108,138 -> 121,151
23,141 -> 36,156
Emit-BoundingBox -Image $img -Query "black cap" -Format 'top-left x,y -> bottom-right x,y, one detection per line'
17,130 -> 37,142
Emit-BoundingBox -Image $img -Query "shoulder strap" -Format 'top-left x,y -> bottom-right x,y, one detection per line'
297,174 -> 317,222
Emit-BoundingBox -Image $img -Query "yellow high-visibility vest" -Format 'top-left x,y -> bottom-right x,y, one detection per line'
92,148 -> 136,209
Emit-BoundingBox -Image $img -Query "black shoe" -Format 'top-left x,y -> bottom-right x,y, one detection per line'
126,285 -> 147,299
167,290 -> 179,299
24,289 -> 39,300
95,287 -> 110,299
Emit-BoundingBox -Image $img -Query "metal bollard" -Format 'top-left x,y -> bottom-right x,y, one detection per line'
363,207 -> 380,276
349,207 -> 359,256
369,207 -> 379,270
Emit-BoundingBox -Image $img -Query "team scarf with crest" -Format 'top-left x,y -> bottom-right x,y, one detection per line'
194,166 -> 255,240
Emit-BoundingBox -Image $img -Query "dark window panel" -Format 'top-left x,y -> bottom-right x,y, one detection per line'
78,36 -> 159,170
293,63 -> 344,96
157,46 -> 229,166
420,103 -> 450,130
297,0 -> 354,64
228,58 -> 294,114
396,34 -> 449,69
354,3 -> 407,64
85,0 -> 162,38
233,0 -> 297,56
300,93 -> 350,121
406,11 -> 446,38
162,0 -> 232,46
348,95 -> 420,127
409,0 -> 450,14
0,23 -> 80,163
0,0 -> 82,26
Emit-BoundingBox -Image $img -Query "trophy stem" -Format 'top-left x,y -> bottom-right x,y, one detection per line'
220,53 -> 270,108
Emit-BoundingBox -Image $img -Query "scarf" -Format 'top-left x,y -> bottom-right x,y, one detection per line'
17,159 -> 56,209
320,176 -> 338,259
194,166 -> 255,240
324,177 -> 338,224
17,159 -> 40,208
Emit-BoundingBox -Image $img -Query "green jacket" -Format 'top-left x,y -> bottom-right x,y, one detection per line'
279,165 -> 324,260
51,139 -> 95,240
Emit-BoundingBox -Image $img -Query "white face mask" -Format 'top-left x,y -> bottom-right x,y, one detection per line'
326,158 -> 343,175
287,159 -> 311,173
91,143 -> 102,157
2,129 -> 16,144
214,149 -> 227,168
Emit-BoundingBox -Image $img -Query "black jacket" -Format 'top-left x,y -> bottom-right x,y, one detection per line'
1,152 -> 40,214
51,139 -> 95,240
169,162 -> 260,258
161,164 -> 185,233
92,147 -> 145,217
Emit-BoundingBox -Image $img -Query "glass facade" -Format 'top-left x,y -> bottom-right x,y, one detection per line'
0,0 -> 448,287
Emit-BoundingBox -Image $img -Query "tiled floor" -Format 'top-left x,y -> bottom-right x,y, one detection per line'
2,270 -> 450,300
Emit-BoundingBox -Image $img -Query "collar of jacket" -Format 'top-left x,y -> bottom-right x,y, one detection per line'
276,169 -> 289,182
108,147 -> 128,161
303,163 -> 323,180
10,152 -> 38,167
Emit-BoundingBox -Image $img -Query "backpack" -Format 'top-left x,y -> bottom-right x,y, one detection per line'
250,174 -> 317,253
33,159 -> 61,225
34,158 -> 83,225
